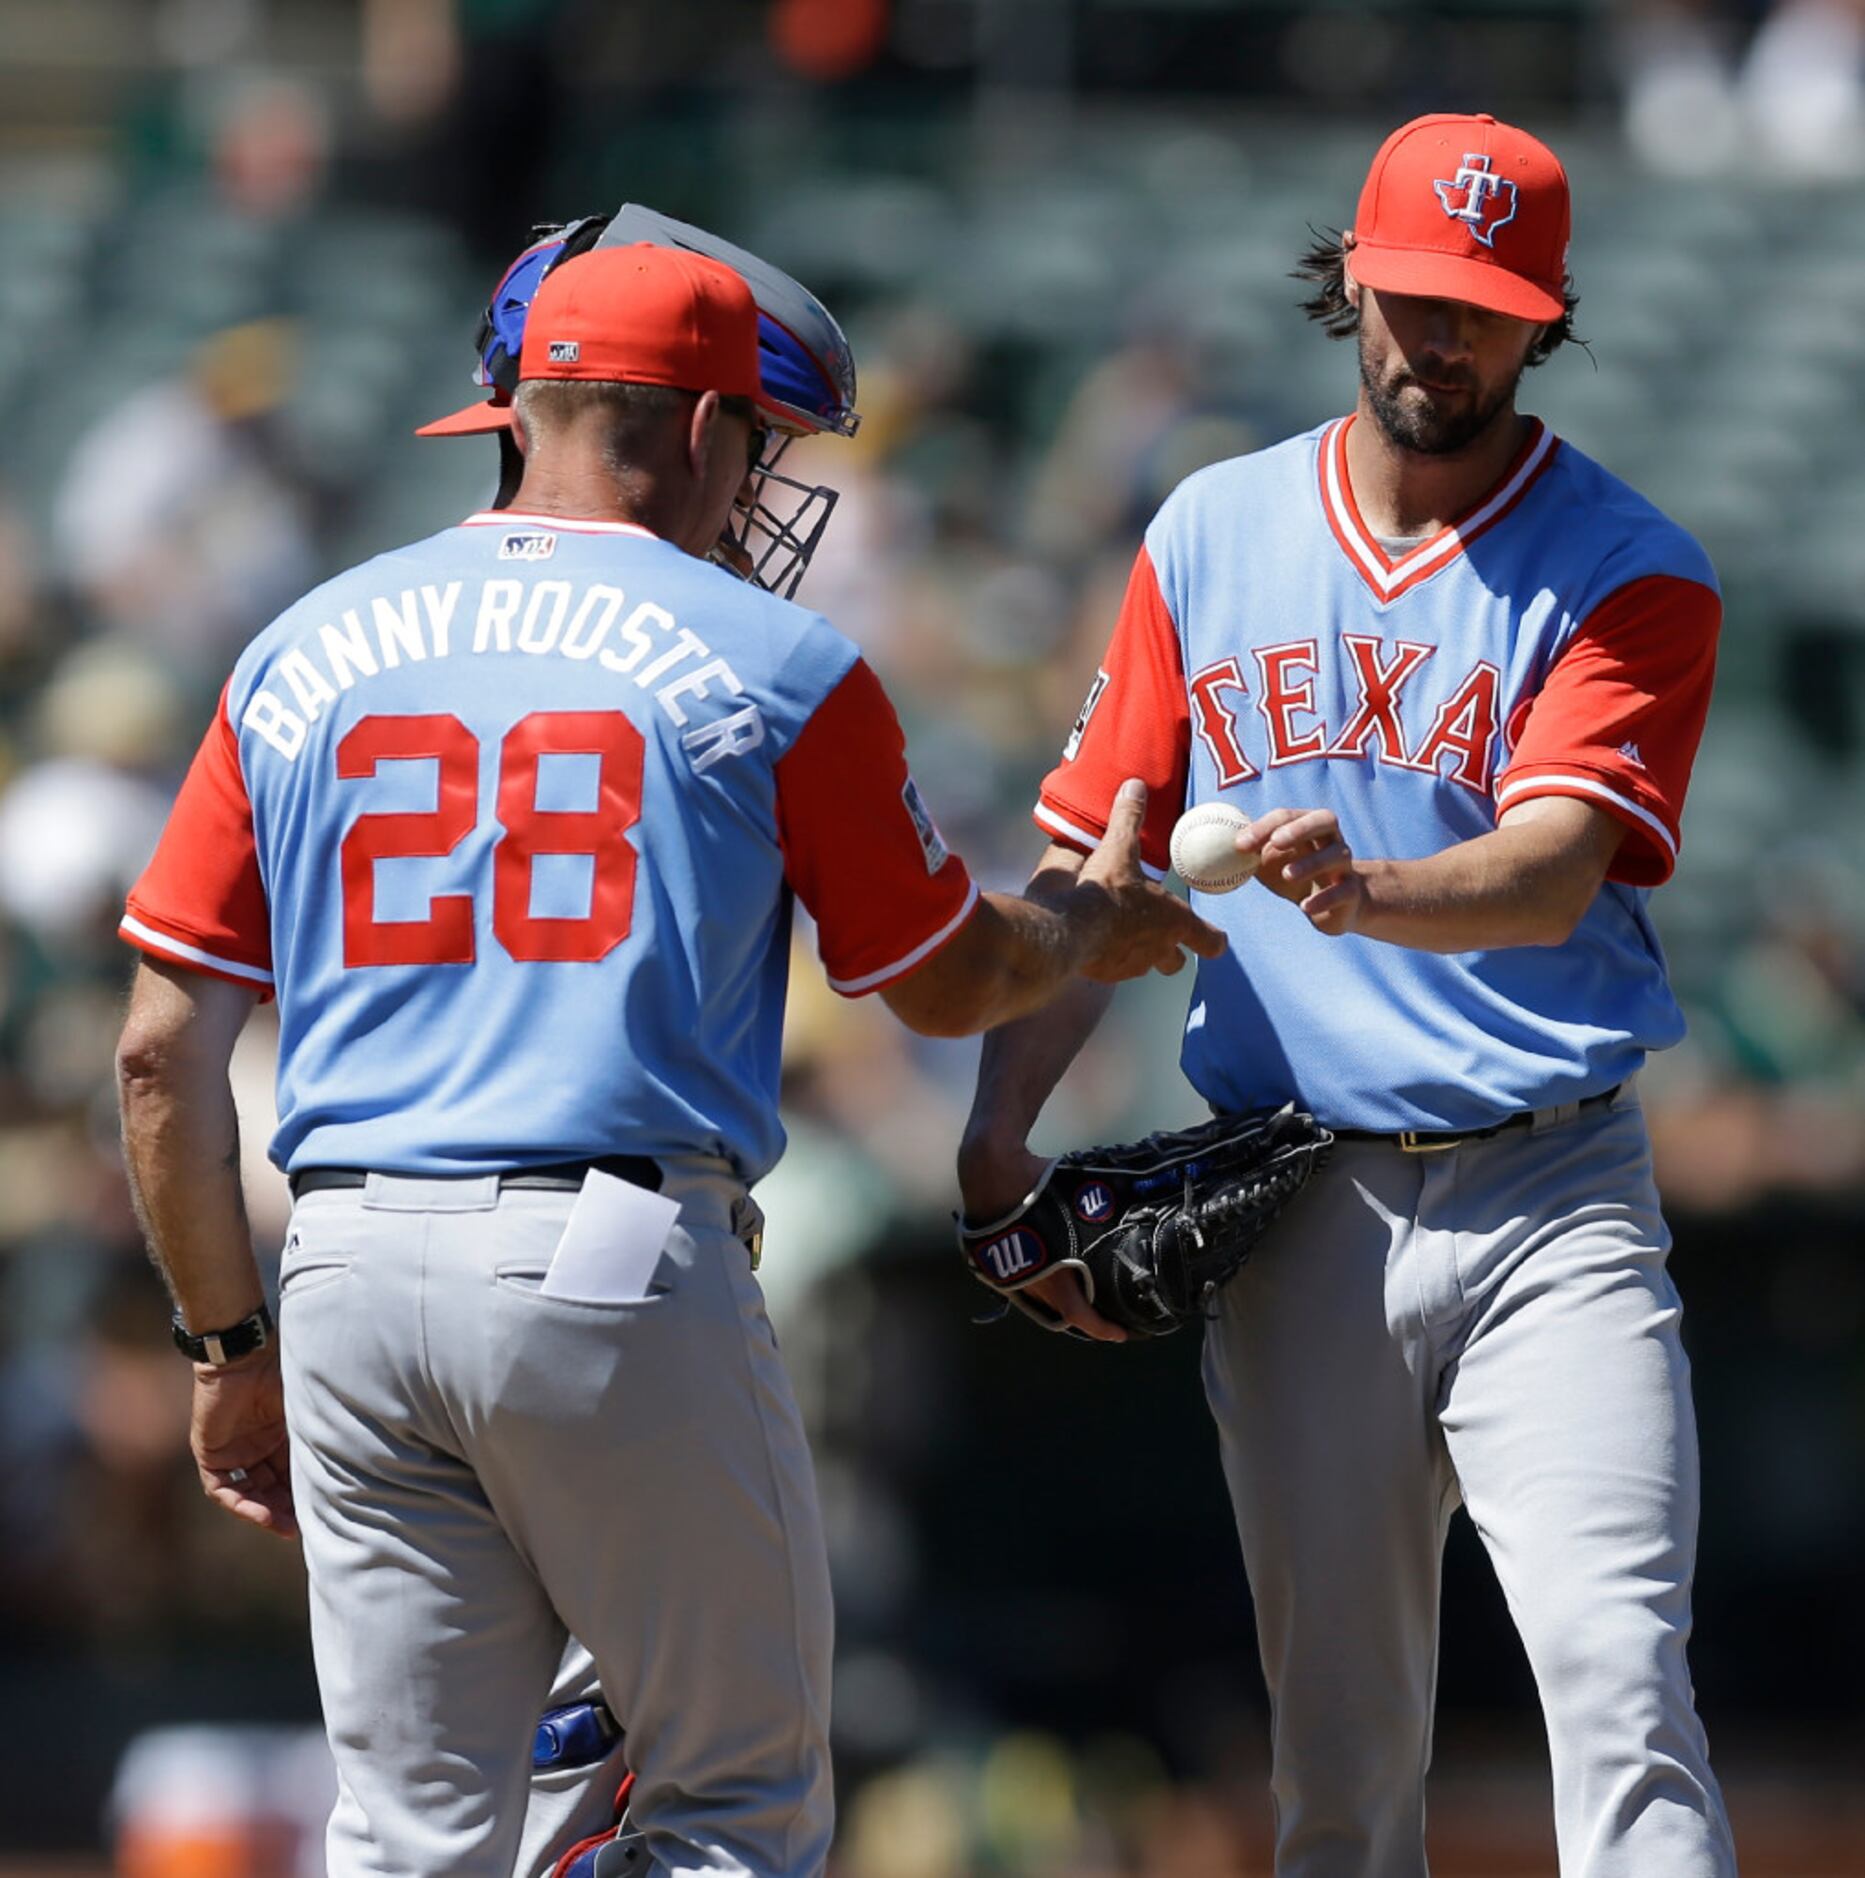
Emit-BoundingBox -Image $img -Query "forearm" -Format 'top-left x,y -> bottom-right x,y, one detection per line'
1349,822 -> 1607,953
959,890 -> 1119,1031
1256,798 -> 1624,953
120,1069 -> 260,1328
874,891 -> 1087,1038
962,974 -> 1116,1157
116,963 -> 261,1330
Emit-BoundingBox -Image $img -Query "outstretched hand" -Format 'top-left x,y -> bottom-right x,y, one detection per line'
191,1345 -> 297,1539
1067,780 -> 1227,981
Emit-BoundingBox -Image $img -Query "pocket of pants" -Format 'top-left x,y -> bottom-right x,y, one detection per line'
491,1267 -> 668,1312
278,1213 -> 356,1301
279,1254 -> 353,1301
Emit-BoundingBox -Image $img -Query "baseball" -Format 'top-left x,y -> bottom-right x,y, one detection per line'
1169,803 -> 1258,894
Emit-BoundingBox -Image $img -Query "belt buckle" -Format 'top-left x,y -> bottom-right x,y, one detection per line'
1396,1129 -> 1460,1154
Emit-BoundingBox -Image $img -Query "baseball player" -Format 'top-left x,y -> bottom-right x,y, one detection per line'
959,114 -> 1737,1875
409,205 -> 869,1878
115,244 -> 1222,1878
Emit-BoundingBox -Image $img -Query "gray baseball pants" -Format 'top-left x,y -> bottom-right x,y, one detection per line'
278,1154 -> 834,1878
1203,1087 -> 1737,1877
516,1640 -> 633,1878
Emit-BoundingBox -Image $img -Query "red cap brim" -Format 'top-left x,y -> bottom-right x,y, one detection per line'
1349,239 -> 1564,323
413,398 -> 514,438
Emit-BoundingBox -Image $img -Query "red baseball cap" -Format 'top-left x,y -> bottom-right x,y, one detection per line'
414,395 -> 511,438
1347,113 -> 1570,323
517,243 -> 785,422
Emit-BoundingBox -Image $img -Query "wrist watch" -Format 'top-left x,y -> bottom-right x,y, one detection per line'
171,1301 -> 275,1367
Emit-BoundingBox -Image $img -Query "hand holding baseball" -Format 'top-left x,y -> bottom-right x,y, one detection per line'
1245,807 -> 1365,936
1169,803 -> 1259,893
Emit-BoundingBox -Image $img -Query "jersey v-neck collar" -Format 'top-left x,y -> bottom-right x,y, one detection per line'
1316,413 -> 1559,603
460,510 -> 663,540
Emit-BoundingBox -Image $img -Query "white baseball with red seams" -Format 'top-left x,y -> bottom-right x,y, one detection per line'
1169,802 -> 1258,893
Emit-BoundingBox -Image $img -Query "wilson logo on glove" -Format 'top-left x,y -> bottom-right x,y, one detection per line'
956,1106 -> 1334,1339
977,1227 -> 1046,1284
1074,1182 -> 1115,1223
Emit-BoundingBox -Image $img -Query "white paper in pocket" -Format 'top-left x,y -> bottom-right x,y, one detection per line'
542,1171 -> 682,1304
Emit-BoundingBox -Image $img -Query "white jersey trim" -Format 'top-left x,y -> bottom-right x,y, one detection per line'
827,879 -> 982,995
460,511 -> 662,540
1320,417 -> 1557,599
1034,802 -> 1168,882
120,914 -> 276,986
1496,772 -> 1678,859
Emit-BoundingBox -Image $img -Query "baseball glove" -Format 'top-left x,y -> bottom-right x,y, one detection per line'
956,1106 -> 1333,1338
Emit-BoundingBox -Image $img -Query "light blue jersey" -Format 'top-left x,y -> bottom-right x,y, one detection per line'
1039,418 -> 1721,1133
126,514 -> 976,1177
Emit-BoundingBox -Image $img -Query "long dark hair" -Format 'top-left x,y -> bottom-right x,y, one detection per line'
1293,227 -> 1581,369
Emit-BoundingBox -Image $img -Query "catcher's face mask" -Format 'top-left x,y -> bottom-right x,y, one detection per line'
714,430 -> 838,601
598,207 -> 858,601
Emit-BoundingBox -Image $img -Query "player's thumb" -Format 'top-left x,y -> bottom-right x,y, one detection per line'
1102,777 -> 1148,852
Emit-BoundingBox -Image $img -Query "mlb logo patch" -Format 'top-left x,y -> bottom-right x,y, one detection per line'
499,532 -> 557,562
1064,668 -> 1109,761
547,339 -> 580,364
901,777 -> 950,874
1074,1181 -> 1115,1224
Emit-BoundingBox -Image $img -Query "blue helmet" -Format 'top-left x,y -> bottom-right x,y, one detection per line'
418,207 -> 858,442
416,208 -> 858,597
595,205 -> 858,440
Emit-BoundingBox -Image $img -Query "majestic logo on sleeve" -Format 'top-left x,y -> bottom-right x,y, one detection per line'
1432,153 -> 1518,248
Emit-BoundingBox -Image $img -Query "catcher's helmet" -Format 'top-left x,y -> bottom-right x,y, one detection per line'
416,207 -> 858,598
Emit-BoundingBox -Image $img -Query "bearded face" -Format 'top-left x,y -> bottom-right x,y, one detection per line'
1353,283 -> 1541,457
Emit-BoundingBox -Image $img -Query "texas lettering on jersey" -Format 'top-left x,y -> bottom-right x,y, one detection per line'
1188,639 -> 1499,792
1036,417 -> 1722,1135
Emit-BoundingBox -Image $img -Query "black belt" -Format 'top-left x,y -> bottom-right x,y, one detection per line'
1332,1085 -> 1621,1155
289,1154 -> 661,1200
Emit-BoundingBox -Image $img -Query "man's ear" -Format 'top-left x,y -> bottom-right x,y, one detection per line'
508,399 -> 532,455
686,388 -> 722,477
1341,233 -> 1363,311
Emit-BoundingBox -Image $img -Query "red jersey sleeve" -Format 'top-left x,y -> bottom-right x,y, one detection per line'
120,685 -> 274,995
1497,574 -> 1719,887
776,658 -> 978,996
1035,545 -> 1189,875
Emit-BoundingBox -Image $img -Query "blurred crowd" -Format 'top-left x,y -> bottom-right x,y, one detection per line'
0,0 -> 1860,1869
1617,0 -> 1865,178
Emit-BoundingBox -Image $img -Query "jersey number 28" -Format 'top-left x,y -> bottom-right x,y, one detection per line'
338,711 -> 642,967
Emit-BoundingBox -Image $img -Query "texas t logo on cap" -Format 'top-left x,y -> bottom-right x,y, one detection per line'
1347,112 -> 1569,322
1432,153 -> 1519,248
